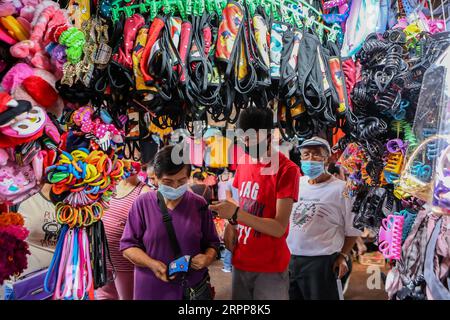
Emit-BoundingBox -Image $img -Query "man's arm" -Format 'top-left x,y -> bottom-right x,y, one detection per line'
341,236 -> 357,257
225,190 -> 238,205
224,223 -> 237,252
209,198 -> 294,238
333,236 -> 357,279
225,190 -> 233,201
237,198 -> 293,238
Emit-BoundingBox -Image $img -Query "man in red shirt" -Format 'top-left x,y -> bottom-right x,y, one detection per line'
210,106 -> 300,300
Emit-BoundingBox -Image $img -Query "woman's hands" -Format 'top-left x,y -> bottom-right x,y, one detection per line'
148,259 -> 172,282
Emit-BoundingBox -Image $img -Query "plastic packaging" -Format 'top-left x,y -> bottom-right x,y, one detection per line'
398,43 -> 450,214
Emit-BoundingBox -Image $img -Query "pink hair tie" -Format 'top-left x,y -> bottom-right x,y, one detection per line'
53,228 -> 72,300
61,229 -> 75,300
82,229 -> 93,298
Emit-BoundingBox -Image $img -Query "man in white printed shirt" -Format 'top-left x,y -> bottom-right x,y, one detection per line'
287,137 -> 362,300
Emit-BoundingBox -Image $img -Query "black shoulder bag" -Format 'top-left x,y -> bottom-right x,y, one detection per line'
156,191 -> 214,300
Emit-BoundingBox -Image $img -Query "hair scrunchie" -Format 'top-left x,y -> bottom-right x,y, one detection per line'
59,27 -> 86,64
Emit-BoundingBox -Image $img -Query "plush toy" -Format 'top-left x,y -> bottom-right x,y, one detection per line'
0,92 -> 31,127
0,62 -> 34,93
1,63 -> 64,118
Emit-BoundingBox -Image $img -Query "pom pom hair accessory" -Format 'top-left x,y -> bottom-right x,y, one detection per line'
0,211 -> 30,284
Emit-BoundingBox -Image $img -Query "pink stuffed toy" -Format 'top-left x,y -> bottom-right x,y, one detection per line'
13,68 -> 64,118
1,63 -> 64,118
0,62 -> 34,93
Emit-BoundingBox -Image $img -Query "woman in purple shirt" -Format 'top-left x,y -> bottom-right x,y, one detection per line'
120,146 -> 220,300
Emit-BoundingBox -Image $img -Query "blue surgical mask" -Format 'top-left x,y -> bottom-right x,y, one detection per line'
301,161 -> 325,179
158,183 -> 188,200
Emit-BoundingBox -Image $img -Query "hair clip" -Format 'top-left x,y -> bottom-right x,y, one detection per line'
422,128 -> 439,160
396,209 -> 417,242
378,214 -> 404,260
386,139 -> 407,154
383,150 -> 403,185
411,161 -> 432,182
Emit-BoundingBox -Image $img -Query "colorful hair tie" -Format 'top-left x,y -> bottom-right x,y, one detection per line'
59,27 -> 86,64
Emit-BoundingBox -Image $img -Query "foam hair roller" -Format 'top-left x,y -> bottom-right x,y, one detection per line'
378,214 -> 404,260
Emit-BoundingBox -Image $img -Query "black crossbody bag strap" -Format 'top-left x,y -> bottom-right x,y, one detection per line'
100,220 -> 116,283
156,191 -> 181,258
90,220 -> 116,289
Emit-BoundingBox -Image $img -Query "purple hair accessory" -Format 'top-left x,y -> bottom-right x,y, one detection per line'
386,138 -> 407,154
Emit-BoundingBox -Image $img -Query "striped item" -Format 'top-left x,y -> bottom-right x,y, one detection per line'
103,183 -> 145,272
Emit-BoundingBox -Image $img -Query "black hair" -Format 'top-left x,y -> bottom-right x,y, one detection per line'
153,146 -> 191,178
237,106 -> 274,131
193,172 -> 205,181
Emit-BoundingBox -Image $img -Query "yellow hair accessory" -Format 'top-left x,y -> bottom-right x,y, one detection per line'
0,16 -> 29,41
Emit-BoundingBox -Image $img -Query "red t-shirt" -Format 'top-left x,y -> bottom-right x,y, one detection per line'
232,152 -> 300,272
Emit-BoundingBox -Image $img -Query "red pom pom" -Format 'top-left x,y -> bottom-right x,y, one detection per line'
21,76 -> 58,109
0,92 -> 12,113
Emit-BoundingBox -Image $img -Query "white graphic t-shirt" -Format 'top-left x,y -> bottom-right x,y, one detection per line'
18,192 -> 58,274
287,176 -> 362,256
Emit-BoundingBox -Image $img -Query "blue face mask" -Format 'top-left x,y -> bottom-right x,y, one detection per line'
158,183 -> 188,200
301,161 -> 325,179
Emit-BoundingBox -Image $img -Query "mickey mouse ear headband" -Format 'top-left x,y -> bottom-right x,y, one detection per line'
0,92 -> 32,126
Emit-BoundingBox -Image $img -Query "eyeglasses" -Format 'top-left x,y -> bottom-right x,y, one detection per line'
300,152 -> 327,161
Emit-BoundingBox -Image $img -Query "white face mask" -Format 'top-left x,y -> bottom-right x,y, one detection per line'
158,183 -> 188,200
